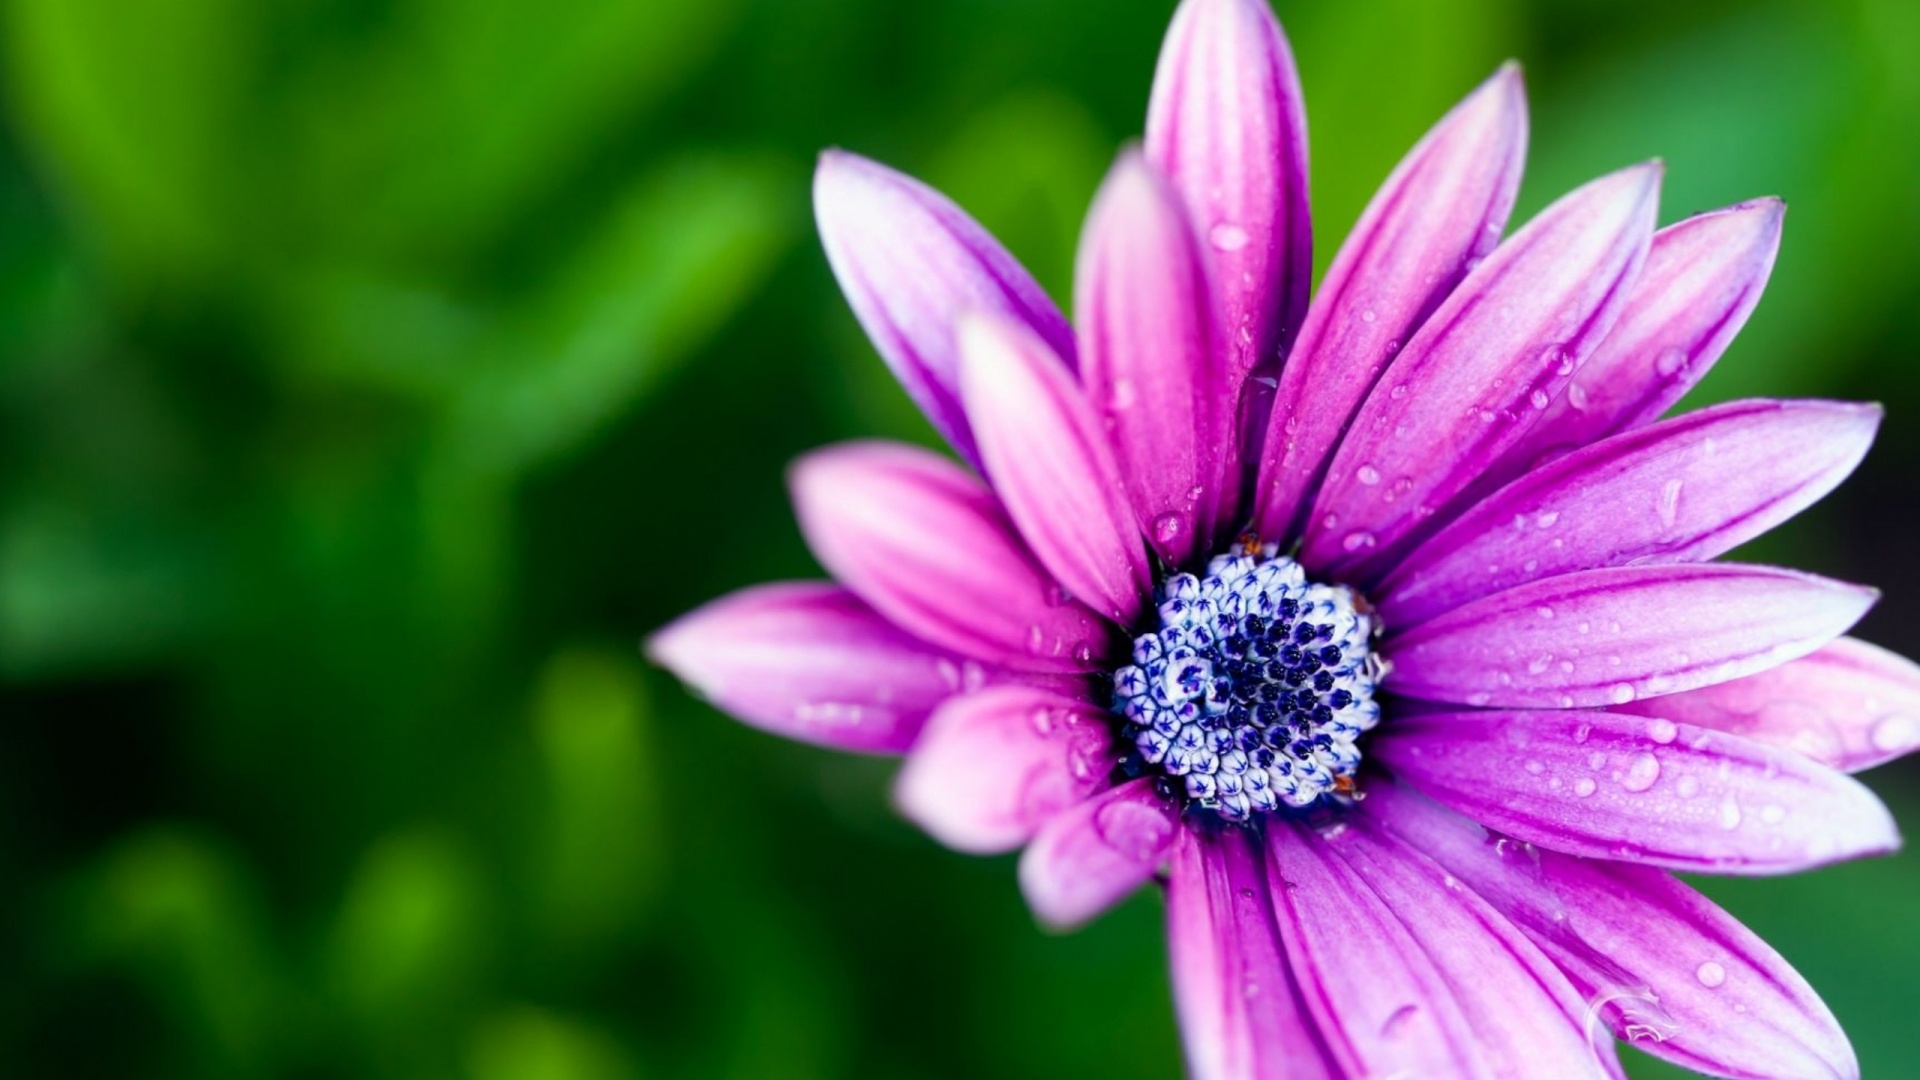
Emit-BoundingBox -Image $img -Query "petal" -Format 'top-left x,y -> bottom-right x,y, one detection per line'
1302,163 -> 1662,578
1517,199 -> 1786,466
1264,819 -> 1616,1079
647,582 -> 1051,754
1018,777 -> 1180,930
814,150 -> 1076,469
1384,564 -> 1877,709
893,686 -> 1111,854
1616,636 -> 1920,773
1378,399 -> 1881,628
1145,0 -> 1311,452
1370,708 -> 1901,874
1367,779 -> 1859,1080
790,440 -> 1119,673
1075,151 -> 1233,565
1165,826 -> 1339,1080
958,313 -> 1154,625
1255,64 -> 1527,543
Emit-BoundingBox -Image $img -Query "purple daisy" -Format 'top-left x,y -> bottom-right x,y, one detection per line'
648,0 -> 1920,1075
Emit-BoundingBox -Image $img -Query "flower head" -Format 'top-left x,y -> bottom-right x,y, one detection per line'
649,0 -> 1919,1075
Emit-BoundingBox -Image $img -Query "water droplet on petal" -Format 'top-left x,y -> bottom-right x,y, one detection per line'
1871,714 -> 1920,752
1209,223 -> 1249,251
1695,961 -> 1727,988
1619,753 -> 1660,792
1647,718 -> 1678,744
1573,777 -> 1597,797
1655,347 -> 1690,378
1153,513 -> 1184,546
1610,683 -> 1637,705
1342,531 -> 1377,552
1357,464 -> 1382,486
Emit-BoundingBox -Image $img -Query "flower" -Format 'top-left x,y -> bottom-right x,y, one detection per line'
647,0 -> 1920,1075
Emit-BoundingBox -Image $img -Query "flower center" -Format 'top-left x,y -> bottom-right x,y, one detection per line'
1111,543 -> 1381,823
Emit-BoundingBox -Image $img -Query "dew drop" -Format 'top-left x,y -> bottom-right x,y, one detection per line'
1657,478 -> 1683,529
1574,777 -> 1598,798
1871,714 -> 1920,752
1610,683 -> 1637,705
1646,718 -> 1678,744
1153,513 -> 1185,546
1360,308 -> 1378,324
1524,758 -> 1545,775
1530,389 -> 1551,409
1675,775 -> 1701,798
1619,753 -> 1661,792
1357,464 -> 1382,486
1566,383 -> 1591,411
1342,531 -> 1377,552
1695,961 -> 1727,988
1719,794 -> 1743,830
1655,347 -> 1690,378
1209,223 -> 1249,251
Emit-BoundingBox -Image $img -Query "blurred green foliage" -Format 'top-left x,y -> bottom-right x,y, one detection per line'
1,0 -> 1917,1077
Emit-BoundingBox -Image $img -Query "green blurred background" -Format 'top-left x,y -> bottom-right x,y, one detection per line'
2,0 -> 1917,1076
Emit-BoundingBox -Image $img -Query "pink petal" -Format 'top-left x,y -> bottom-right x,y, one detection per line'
1165,826 -> 1339,1080
958,313 -> 1153,625
646,583 -> 1056,754
1264,819 -> 1617,1079
815,150 -> 1075,469
1301,163 -> 1662,578
1370,708 -> 1901,874
1075,151 -> 1233,565
1514,199 -> 1786,469
1378,398 -> 1881,628
1616,636 -> 1920,773
790,440 -> 1119,673
1018,778 -> 1180,930
1368,780 -> 1860,1080
1255,64 -> 1527,543
893,686 -> 1111,854
1145,0 -> 1311,457
1384,564 -> 1878,709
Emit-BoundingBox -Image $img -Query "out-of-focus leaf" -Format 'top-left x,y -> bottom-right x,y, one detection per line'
0,496 -> 213,677
441,153 -> 796,478
68,827 -> 284,1076
327,827 -> 490,1028
1,0 -> 259,276
298,0 -> 744,259
530,647 -> 662,958
467,1007 -> 637,1080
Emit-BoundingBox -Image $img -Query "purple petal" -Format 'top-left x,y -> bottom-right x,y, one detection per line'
814,150 -> 1075,469
1019,777 -> 1180,929
1370,708 -> 1901,874
1075,152 -> 1233,565
893,686 -> 1111,854
1301,163 -> 1662,578
790,440 -> 1119,673
1145,0 -> 1311,454
1264,819 -> 1617,1078
1378,399 -> 1881,628
1165,826 -> 1339,1080
1255,64 -> 1527,543
647,582 -> 1059,754
1384,564 -> 1877,709
1367,779 -> 1860,1080
1617,636 -> 1920,774
958,314 -> 1153,625
1514,199 -> 1786,468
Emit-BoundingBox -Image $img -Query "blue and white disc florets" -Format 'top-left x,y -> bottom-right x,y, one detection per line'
1112,543 -> 1382,823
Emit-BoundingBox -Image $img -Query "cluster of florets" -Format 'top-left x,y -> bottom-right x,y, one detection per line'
1111,544 -> 1381,823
